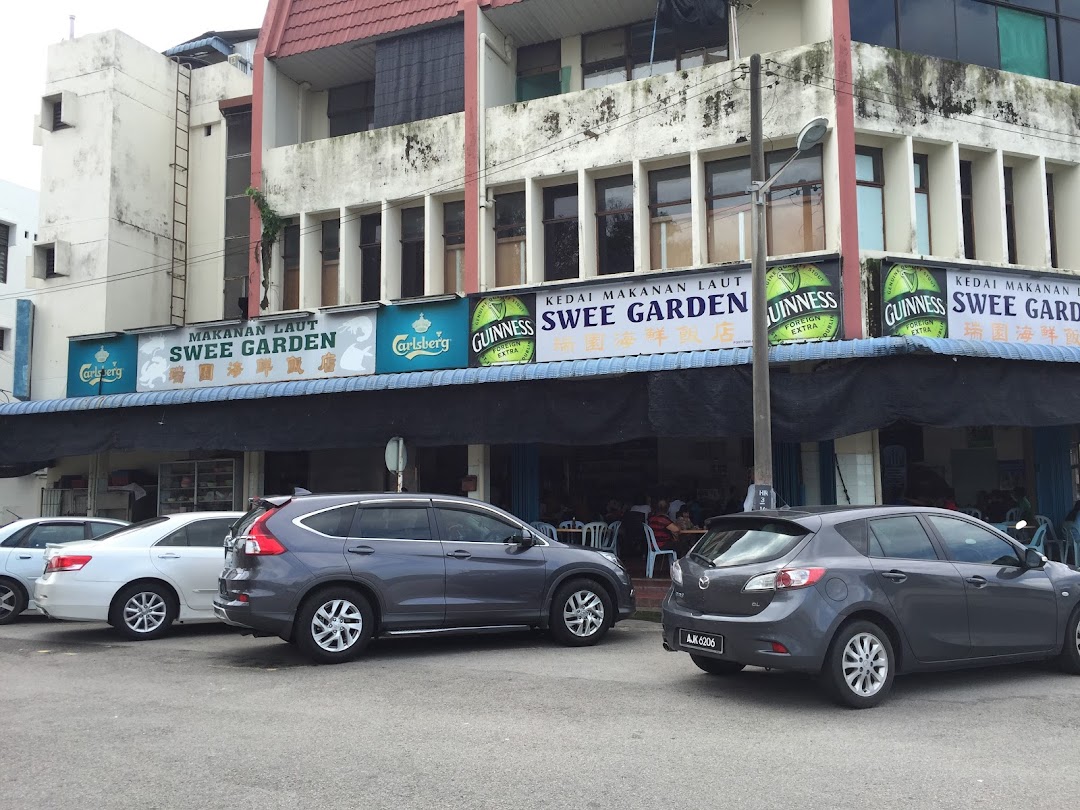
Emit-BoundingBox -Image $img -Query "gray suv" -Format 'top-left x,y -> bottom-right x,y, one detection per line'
662,507 -> 1080,708
215,494 -> 634,663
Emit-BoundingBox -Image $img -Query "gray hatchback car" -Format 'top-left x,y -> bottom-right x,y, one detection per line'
215,493 -> 634,663
662,507 -> 1080,707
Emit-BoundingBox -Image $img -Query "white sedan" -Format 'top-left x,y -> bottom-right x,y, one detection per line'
0,517 -> 128,624
35,511 -> 243,640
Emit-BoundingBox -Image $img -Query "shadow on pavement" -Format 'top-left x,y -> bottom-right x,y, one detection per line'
208,625 -> 635,669
676,659 -> 1059,711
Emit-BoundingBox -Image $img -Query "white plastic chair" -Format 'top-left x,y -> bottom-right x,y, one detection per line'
1035,515 -> 1062,560
599,521 -> 621,556
1005,507 -> 1022,523
582,522 -> 607,548
959,508 -> 982,520
530,522 -> 557,541
645,525 -> 677,579
558,519 -> 584,544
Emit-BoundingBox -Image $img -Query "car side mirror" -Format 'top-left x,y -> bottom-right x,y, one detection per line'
1023,548 -> 1046,569
509,532 -> 535,548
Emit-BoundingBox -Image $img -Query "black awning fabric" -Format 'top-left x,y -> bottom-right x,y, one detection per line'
649,354 -> 1080,442
0,356 -> 1078,464
0,461 -> 52,479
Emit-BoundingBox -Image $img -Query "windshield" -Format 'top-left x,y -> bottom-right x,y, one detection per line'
91,517 -> 169,541
692,519 -> 809,567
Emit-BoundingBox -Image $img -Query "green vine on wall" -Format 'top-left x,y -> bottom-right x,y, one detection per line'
245,186 -> 283,311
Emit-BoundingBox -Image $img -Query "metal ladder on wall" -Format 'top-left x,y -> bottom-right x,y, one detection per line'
168,59 -> 192,326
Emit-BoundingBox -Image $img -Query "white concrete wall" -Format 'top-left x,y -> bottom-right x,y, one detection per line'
0,182 -> 42,523
30,31 -> 251,399
481,14 -> 516,109
834,432 -> 880,506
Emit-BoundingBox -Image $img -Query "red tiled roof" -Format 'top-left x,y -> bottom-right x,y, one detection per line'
273,0 -> 466,58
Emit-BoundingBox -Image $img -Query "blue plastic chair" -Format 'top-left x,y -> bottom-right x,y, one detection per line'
1063,523 -> 1080,566
530,522 -> 557,541
1028,524 -> 1048,556
645,525 -> 677,579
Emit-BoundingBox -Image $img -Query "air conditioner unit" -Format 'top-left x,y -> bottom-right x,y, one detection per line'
227,53 -> 251,75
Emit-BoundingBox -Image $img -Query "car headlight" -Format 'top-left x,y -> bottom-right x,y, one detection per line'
599,551 -> 622,567
671,560 -> 683,586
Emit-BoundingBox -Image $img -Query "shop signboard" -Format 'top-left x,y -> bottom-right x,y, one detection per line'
136,310 -> 377,392
469,294 -> 536,367
375,297 -> 469,373
880,260 -> 1080,346
67,334 -> 138,398
533,260 -> 841,363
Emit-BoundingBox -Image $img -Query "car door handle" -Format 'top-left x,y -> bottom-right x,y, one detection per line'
880,570 -> 908,583
18,555 -> 32,560
965,576 -> 988,588
447,550 -> 472,559
348,546 -> 375,555
157,553 -> 181,560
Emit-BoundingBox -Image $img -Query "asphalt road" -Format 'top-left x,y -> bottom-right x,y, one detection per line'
2,615 -> 1078,810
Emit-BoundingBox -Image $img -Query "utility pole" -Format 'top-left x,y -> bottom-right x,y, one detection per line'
749,53 -> 774,510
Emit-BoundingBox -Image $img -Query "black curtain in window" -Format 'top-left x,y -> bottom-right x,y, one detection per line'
374,25 -> 465,128
658,0 -> 728,46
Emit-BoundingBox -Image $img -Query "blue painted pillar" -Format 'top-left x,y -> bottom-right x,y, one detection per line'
511,444 -> 540,523
1033,426 -> 1072,521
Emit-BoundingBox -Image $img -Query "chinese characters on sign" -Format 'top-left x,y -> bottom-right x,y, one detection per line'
136,311 -> 376,392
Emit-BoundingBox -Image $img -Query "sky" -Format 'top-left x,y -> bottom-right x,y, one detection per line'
0,0 -> 269,191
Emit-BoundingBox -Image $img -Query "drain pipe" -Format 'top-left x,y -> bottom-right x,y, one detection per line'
478,32 -> 511,291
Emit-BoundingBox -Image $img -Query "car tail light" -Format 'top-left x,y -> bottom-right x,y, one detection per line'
775,567 -> 827,590
240,511 -> 287,556
744,567 -> 827,592
45,554 -> 92,573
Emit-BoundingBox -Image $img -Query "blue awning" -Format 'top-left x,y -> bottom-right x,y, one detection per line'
1,336 -> 1076,417
163,36 -> 234,59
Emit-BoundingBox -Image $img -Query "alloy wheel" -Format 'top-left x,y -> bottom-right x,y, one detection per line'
123,592 -> 168,634
1075,622 -> 1080,656
0,585 -> 16,620
842,632 -> 889,697
563,590 -> 605,638
311,599 -> 363,652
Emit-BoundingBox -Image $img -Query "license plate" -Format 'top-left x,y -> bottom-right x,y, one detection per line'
679,629 -> 723,654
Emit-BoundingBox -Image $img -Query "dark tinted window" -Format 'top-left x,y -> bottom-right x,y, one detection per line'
301,505 -> 358,538
22,523 -> 87,548
928,516 -> 1022,566
899,0 -> 957,60
158,527 -> 189,547
851,0 -> 898,47
868,516 -> 939,560
692,519 -> 808,567
1,525 -> 34,548
956,0 -> 1000,69
435,508 -> 520,544
186,519 -> 237,548
354,507 -> 432,540
835,519 -> 868,555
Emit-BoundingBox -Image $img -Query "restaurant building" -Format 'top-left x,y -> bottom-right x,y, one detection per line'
3,0 -> 1080,532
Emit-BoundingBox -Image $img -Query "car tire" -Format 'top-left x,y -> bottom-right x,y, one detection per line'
0,579 -> 27,625
1058,607 -> 1080,675
295,587 -> 375,665
690,654 -> 745,676
821,620 -> 896,709
110,582 -> 178,641
550,578 -> 613,647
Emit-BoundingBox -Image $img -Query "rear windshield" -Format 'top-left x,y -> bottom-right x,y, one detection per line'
91,517 -> 169,541
692,519 -> 809,567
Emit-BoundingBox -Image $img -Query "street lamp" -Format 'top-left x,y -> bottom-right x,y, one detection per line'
748,114 -> 830,511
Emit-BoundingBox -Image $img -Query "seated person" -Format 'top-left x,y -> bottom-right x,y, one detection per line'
675,507 -> 697,532
648,500 -> 684,556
